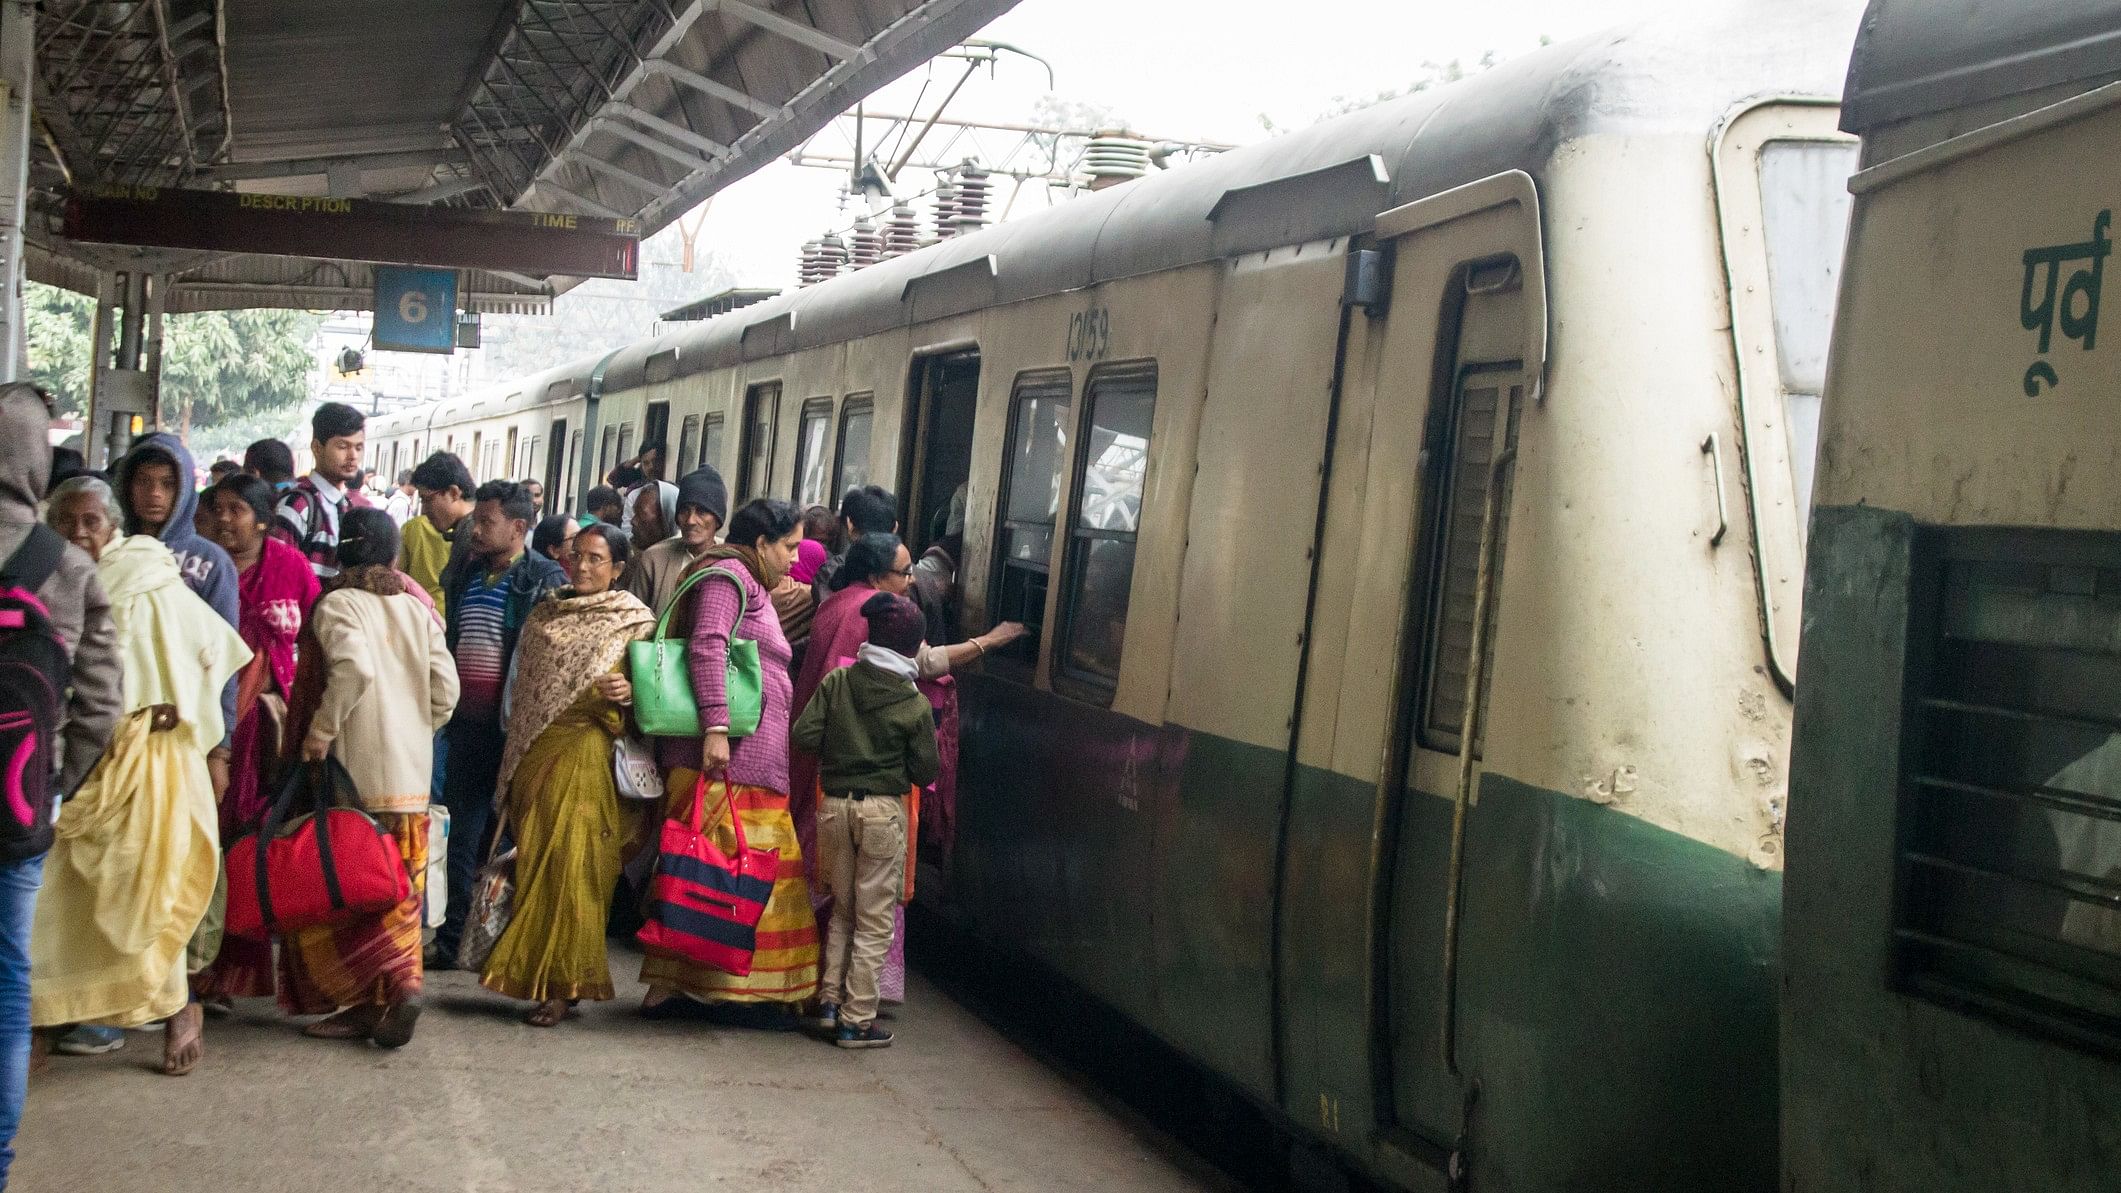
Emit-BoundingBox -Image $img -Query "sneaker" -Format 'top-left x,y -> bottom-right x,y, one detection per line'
835,1022 -> 893,1049
807,1002 -> 839,1032
54,1025 -> 126,1056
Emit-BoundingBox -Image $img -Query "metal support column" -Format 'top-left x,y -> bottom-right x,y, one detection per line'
0,1 -> 32,381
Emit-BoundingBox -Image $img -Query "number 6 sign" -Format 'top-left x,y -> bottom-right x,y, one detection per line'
374,266 -> 458,353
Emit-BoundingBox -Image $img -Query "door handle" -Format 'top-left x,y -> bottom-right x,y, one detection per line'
1700,434 -> 1729,548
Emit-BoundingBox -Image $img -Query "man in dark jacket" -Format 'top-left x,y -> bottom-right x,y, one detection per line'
0,383 -> 121,1183
432,479 -> 565,964
791,592 -> 938,1049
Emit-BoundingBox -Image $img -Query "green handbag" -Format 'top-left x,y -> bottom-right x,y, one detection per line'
627,565 -> 765,739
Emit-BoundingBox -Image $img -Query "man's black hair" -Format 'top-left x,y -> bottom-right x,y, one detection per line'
311,401 -> 365,445
243,438 -> 294,484
585,484 -> 623,516
838,483 -> 898,535
475,478 -> 536,525
410,451 -> 474,499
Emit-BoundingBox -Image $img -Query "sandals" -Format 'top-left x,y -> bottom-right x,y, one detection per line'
371,1001 -> 422,1049
302,1006 -> 383,1040
523,1000 -> 568,1028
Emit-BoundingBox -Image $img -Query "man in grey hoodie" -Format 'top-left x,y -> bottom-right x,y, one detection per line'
111,432 -> 241,797
0,382 -> 122,1185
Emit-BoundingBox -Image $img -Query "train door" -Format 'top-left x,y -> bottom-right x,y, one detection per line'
1276,171 -> 1546,1177
899,349 -> 980,552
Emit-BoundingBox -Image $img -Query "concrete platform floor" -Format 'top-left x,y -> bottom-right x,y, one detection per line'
14,947 -> 1230,1193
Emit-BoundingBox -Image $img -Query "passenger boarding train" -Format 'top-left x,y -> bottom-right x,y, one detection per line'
373,3 -> 1864,1187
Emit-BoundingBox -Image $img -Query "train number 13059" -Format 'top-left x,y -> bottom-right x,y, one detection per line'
1066,307 -> 1112,362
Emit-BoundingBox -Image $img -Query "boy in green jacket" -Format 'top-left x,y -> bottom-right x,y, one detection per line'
791,591 -> 940,1048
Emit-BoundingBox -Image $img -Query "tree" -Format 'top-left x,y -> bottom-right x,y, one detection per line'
24,280 -> 322,457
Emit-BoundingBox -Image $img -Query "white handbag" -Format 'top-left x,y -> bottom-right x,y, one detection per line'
424,805 -> 451,928
613,735 -> 665,801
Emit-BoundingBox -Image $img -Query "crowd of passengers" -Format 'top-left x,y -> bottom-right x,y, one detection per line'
0,387 -> 1027,1189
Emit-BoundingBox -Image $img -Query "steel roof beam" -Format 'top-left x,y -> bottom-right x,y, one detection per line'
716,0 -> 863,62
535,179 -> 627,219
644,58 -> 778,118
612,101 -> 728,157
198,148 -> 466,182
573,152 -> 668,198
592,116 -> 715,171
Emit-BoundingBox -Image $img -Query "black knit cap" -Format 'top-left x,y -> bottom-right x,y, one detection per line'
675,465 -> 728,526
860,591 -> 925,658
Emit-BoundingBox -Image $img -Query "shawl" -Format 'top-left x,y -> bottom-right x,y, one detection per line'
772,575 -> 815,647
496,586 -> 653,794
32,708 -> 219,1027
237,534 -> 319,699
98,533 -> 252,752
789,538 -> 826,585
669,543 -> 771,650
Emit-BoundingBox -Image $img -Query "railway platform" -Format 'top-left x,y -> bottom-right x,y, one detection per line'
12,946 -> 1227,1193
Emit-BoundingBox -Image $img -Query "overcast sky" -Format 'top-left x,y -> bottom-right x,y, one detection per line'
688,0 -> 1685,287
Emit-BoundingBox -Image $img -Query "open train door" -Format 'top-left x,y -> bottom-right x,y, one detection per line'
1278,169 -> 1545,1187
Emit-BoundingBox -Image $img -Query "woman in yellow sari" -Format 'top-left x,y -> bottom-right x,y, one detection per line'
32,478 -> 249,1076
481,523 -> 653,1026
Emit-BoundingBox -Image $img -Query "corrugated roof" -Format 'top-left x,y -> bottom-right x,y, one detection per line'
27,0 -> 1018,310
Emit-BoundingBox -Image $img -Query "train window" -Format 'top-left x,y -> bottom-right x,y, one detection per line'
1758,139 -> 1858,529
700,414 -> 725,472
598,425 -> 617,481
990,371 -> 1071,678
833,396 -> 873,500
792,398 -> 833,508
469,432 -> 483,481
738,382 -> 780,501
546,419 -> 569,511
642,401 -> 669,471
677,415 -> 700,477
567,429 -> 583,501
1894,528 -> 2121,1055
505,428 -> 519,480
1417,367 -> 1524,755
616,422 -> 635,467
1055,363 -> 1155,701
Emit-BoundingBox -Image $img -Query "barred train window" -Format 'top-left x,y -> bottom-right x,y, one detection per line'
739,382 -> 780,500
699,414 -> 725,472
1057,363 -> 1154,699
992,371 -> 1071,675
833,396 -> 874,498
793,398 -> 833,508
1419,367 -> 1523,755
677,415 -> 700,478
1895,529 -> 2121,1054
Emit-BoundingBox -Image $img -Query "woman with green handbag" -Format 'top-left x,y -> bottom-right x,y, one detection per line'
638,498 -> 818,1023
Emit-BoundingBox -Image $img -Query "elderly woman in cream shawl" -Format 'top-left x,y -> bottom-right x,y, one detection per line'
35,477 -> 249,1076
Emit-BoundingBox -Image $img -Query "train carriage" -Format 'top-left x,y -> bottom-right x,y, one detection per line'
399,3 -> 1863,1186
1784,2 -> 2121,1189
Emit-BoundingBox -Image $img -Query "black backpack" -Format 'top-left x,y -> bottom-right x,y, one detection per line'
0,526 -> 70,862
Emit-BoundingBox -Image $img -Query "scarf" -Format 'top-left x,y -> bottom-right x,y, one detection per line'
237,535 -> 319,700
773,575 -> 816,646
97,534 -> 252,752
857,641 -> 919,682
496,586 -> 654,794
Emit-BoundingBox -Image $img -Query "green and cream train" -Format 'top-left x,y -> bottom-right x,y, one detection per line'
1785,1 -> 2121,1190
372,3 -> 1864,1187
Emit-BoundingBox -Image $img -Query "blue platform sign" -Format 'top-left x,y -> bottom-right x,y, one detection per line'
373,267 -> 458,354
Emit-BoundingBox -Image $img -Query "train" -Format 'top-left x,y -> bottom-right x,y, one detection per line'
368,2 -> 1863,1188
1783,2 -> 2121,1190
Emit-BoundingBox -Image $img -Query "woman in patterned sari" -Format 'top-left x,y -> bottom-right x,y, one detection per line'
481,523 -> 653,1026
280,509 -> 457,1047
193,473 -> 318,1004
641,498 -> 817,1023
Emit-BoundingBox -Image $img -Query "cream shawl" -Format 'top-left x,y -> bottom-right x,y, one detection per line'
98,532 -> 252,749
496,586 -> 653,794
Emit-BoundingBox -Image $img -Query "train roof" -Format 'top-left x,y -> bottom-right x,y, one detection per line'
606,0 -> 1859,386
1841,0 -> 2121,134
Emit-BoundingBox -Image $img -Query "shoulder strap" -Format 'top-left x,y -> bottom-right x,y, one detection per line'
0,525 -> 66,594
654,562 -> 748,640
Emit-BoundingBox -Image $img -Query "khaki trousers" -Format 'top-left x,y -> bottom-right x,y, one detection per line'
817,794 -> 905,1028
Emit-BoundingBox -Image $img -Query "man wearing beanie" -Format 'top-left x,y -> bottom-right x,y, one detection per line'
789,592 -> 939,1049
622,464 -> 727,616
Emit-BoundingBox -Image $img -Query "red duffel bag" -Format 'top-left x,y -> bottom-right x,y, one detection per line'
225,759 -> 410,941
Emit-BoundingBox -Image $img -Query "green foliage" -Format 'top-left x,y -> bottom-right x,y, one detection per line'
24,281 -> 321,446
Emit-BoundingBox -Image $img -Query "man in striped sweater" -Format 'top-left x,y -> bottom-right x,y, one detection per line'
430,479 -> 565,966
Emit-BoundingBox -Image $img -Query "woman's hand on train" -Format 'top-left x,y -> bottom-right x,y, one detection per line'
703,730 -> 731,772
985,622 -> 1028,649
595,673 -> 633,706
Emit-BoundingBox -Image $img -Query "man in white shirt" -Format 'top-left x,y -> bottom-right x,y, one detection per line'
383,470 -> 418,527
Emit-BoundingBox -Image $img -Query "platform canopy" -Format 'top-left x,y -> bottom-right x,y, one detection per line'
23,0 -> 1017,313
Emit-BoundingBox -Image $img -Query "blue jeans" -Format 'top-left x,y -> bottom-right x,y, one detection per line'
435,723 -> 503,956
0,853 -> 46,1190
